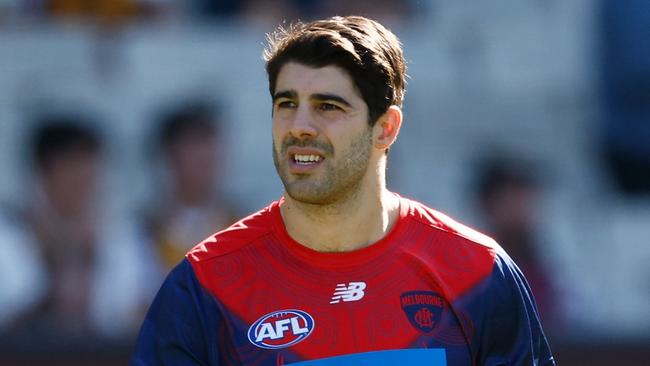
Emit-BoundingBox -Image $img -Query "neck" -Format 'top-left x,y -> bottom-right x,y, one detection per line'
280,180 -> 400,253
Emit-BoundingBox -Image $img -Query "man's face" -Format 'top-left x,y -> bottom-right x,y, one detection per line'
167,130 -> 218,197
272,62 -> 374,205
41,148 -> 101,217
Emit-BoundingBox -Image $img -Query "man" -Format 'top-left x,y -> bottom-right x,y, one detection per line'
474,156 -> 560,331
131,16 -> 554,365
145,101 -> 239,271
0,116 -> 151,338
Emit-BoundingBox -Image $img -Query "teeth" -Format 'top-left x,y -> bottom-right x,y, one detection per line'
294,154 -> 322,163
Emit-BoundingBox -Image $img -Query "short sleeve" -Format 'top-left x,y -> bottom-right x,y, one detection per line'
474,252 -> 555,366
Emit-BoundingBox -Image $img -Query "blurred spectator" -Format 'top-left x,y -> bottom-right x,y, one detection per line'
144,100 -> 239,272
239,0 -> 315,26
0,114 -> 153,339
44,0 -> 159,25
7,0 -> 418,27
317,0 -> 414,24
599,0 -> 650,195
239,0 -> 415,26
22,119 -> 103,335
473,156 -> 561,331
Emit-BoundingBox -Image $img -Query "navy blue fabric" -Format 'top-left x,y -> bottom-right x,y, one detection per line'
458,252 -> 555,366
131,259 -> 221,365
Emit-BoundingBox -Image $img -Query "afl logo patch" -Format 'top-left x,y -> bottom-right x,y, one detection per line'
247,309 -> 315,349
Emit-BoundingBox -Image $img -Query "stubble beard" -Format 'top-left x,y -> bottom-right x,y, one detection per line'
273,128 -> 373,206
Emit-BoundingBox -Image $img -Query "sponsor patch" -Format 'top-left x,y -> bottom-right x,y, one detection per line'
247,309 -> 315,349
400,291 -> 445,333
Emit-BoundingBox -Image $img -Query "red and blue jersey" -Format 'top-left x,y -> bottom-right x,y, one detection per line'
131,196 -> 554,365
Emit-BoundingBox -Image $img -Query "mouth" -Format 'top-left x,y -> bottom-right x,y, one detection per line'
292,153 -> 322,165
286,148 -> 325,173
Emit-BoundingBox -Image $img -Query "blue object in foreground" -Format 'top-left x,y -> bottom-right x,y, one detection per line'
288,349 -> 447,365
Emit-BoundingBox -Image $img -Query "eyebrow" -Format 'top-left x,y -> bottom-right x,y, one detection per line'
273,90 -> 353,108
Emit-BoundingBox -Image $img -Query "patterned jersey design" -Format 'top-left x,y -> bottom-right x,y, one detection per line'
131,196 -> 555,366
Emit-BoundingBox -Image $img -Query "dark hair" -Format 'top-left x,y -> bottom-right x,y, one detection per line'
31,116 -> 102,169
264,15 -> 406,126
476,157 -> 538,205
158,101 -> 219,150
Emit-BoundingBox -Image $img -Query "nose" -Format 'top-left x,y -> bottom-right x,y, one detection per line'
289,105 -> 317,139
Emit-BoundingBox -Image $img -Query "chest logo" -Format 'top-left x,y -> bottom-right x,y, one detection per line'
247,309 -> 315,349
330,281 -> 366,304
400,291 -> 446,333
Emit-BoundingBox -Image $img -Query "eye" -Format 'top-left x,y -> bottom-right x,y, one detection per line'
276,100 -> 296,109
319,102 -> 342,111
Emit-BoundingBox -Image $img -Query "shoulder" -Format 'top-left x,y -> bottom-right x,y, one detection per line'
403,196 -> 501,254
186,201 -> 279,264
398,196 -> 506,298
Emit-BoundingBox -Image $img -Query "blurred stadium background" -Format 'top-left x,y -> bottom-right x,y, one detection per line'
0,0 -> 648,365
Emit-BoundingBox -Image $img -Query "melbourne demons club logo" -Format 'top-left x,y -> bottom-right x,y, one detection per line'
400,291 -> 446,333
247,309 -> 315,349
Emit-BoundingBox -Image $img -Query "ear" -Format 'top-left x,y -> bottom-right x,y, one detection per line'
373,105 -> 403,151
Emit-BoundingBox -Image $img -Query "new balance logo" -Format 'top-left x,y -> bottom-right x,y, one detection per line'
330,282 -> 366,304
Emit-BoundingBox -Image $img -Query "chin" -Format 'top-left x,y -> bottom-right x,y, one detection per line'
285,181 -> 362,206
285,188 -> 332,205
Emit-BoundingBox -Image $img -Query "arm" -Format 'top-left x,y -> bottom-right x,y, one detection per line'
131,259 -> 220,366
475,251 -> 555,366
